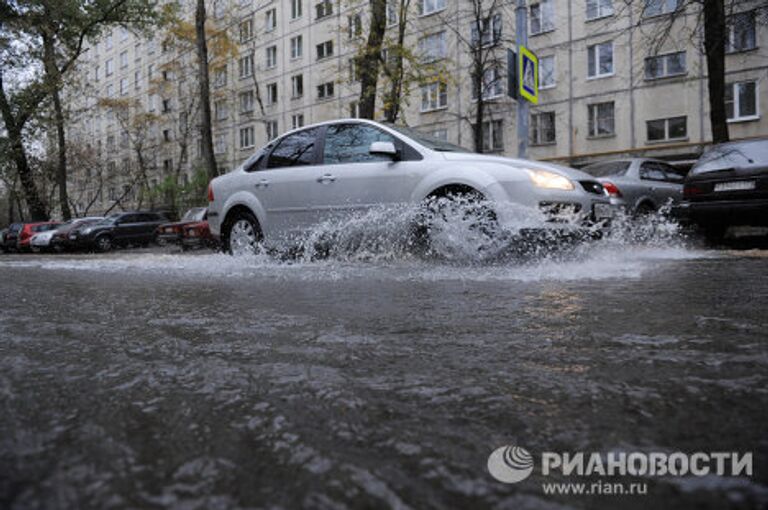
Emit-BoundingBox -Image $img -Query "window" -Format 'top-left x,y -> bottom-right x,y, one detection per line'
268,127 -> 319,167
348,13 -> 362,38
639,161 -> 669,180
93,65 -> 100,82
239,18 -> 253,42
531,112 -> 556,145
421,81 -> 448,111
214,66 -> 227,87
134,70 -> 141,90
472,67 -> 503,100
267,83 -> 278,105
120,51 -> 128,68
644,51 -> 686,79
162,98 -> 171,113
213,0 -> 225,19
419,0 -> 446,16
316,0 -> 333,19
214,133 -> 227,154
418,31 -> 447,62
471,14 -> 502,47
317,81 -> 334,99
290,35 -> 303,59
292,114 -> 305,129
105,32 -> 113,50
587,41 -> 613,78
431,129 -> 448,141
323,124 -> 397,164
120,78 -> 128,95
266,45 -> 277,68
316,40 -> 333,60
105,58 -> 114,76
266,120 -> 279,140
726,80 -> 758,121
586,0 -> 613,20
539,55 -> 555,88
530,0 -> 554,35
349,101 -> 360,118
239,53 -> 254,78
387,1 -> 399,25
106,83 -> 114,97
240,126 -> 255,148
588,102 -> 615,137
163,129 -> 172,142
726,11 -> 756,53
239,90 -> 254,113
291,74 -> 304,97
291,0 -> 302,19
481,120 -> 503,151
644,0 -> 677,17
646,116 -> 686,141
349,58 -> 360,82
265,8 -> 276,31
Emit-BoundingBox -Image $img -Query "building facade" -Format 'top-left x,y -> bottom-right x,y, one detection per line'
65,0 -> 767,215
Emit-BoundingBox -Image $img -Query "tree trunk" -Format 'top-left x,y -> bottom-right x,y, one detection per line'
43,30 -> 73,220
472,57 -> 485,153
195,0 -> 217,180
383,3 -> 408,123
358,0 -> 387,119
703,0 -> 729,144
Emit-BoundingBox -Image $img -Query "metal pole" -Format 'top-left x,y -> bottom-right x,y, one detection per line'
515,0 -> 529,159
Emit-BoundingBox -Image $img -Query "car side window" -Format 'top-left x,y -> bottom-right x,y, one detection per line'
639,162 -> 667,181
662,164 -> 687,183
323,124 -> 398,165
267,128 -> 321,169
119,215 -> 138,223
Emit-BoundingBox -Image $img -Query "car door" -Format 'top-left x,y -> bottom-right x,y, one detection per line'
114,214 -> 140,242
639,161 -> 678,208
136,213 -> 164,242
241,127 -> 323,239
314,123 -> 422,222
659,163 -> 687,205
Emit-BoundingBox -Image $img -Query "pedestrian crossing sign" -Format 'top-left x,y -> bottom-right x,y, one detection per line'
518,45 -> 539,104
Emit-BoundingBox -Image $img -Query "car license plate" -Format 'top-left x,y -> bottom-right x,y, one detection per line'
593,203 -> 615,219
714,180 -> 755,192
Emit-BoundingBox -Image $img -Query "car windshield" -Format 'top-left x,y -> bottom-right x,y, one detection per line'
94,216 -> 119,226
33,224 -> 58,232
383,124 -> 469,153
582,161 -> 632,177
182,208 -> 206,221
691,140 -> 768,175
9,223 -> 22,232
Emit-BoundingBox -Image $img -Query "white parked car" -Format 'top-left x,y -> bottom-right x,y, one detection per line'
206,119 -> 613,256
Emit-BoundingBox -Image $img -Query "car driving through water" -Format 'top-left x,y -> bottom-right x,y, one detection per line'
206,119 -> 613,256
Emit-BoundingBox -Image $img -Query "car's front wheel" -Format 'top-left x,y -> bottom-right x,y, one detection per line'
95,235 -> 113,253
224,210 -> 262,256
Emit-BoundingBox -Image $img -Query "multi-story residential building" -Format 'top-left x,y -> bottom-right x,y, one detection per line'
65,0 -> 766,215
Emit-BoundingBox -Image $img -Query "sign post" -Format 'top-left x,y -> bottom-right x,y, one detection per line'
513,0 -> 539,159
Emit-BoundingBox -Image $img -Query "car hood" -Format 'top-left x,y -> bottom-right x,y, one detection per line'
439,152 -> 597,181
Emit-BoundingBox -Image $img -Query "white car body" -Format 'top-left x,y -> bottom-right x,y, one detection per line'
30,230 -> 56,249
207,119 -> 612,245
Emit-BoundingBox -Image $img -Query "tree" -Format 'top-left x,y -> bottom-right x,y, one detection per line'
358,0 -> 388,119
0,0 -> 164,220
195,0 -> 217,181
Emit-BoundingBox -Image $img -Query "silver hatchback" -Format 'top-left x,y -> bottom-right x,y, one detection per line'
207,119 -> 613,255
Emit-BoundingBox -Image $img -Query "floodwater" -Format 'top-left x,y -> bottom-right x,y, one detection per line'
1,212 -> 767,509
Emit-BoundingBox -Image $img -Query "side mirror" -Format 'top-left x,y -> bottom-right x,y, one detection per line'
369,141 -> 400,160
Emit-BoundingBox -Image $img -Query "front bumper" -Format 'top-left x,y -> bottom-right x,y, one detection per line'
672,199 -> 768,227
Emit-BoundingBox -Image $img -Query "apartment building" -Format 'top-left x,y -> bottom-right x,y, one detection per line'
65,0 -> 766,214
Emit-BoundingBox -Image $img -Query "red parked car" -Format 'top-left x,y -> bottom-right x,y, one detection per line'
15,222 -> 62,252
156,207 -> 207,246
181,219 -> 217,250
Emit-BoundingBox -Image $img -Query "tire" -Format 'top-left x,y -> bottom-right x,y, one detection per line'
635,202 -> 656,216
95,235 -> 113,253
223,210 -> 262,256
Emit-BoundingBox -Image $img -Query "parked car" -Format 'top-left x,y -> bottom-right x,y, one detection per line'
156,207 -> 207,246
16,222 -> 62,252
68,212 -> 168,252
44,217 -> 104,252
181,219 -> 217,250
582,158 -> 687,215
206,119 -> 613,256
1,223 -> 23,253
674,138 -> 768,243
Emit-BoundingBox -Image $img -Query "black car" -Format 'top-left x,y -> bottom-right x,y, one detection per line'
1,223 -> 23,253
674,138 -> 768,242
68,212 -> 168,252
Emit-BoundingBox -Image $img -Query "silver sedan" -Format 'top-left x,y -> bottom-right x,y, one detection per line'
207,119 -> 613,255
582,158 -> 687,215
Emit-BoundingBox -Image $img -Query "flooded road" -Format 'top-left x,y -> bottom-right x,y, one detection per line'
1,240 -> 767,509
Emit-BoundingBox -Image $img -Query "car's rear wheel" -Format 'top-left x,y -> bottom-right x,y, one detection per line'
95,235 -> 112,253
224,210 -> 262,256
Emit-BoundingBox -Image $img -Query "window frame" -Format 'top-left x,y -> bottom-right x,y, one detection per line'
726,80 -> 759,122
646,116 -> 687,142
587,101 -> 615,138
587,41 -> 614,79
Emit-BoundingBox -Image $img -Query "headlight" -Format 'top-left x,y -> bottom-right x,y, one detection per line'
81,228 -> 93,234
527,169 -> 575,191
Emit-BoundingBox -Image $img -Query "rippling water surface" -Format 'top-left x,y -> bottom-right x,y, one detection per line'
1,211 -> 767,509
